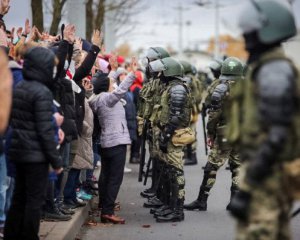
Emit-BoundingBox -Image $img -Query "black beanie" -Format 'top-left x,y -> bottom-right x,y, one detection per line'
92,71 -> 110,94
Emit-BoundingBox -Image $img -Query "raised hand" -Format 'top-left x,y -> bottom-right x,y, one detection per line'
91,29 -> 103,48
109,53 -> 118,71
64,24 -> 76,44
10,27 -> 14,42
23,19 -> 31,36
16,27 -> 23,39
29,26 -> 38,41
74,37 -> 83,51
0,0 -> 10,15
130,56 -> 138,73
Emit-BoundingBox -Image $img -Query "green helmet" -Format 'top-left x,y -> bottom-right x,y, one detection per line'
238,0 -> 296,44
179,60 -> 194,75
220,57 -> 243,81
146,47 -> 170,62
208,59 -> 223,72
149,57 -> 183,77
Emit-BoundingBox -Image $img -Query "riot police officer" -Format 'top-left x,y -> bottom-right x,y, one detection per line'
137,47 -> 170,199
227,1 -> 299,239
184,57 -> 243,211
180,60 -> 202,166
147,57 -> 193,222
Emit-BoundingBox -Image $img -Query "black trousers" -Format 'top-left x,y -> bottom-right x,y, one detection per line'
4,163 -> 49,240
98,144 -> 127,215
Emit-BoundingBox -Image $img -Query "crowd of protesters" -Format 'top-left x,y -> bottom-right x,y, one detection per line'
0,0 -> 145,238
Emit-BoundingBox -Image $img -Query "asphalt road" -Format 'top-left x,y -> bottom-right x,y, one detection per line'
78,121 -> 300,240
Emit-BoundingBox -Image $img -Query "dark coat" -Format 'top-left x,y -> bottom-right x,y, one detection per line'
123,92 -> 137,142
51,40 -> 78,142
73,45 -> 100,135
8,47 -> 61,169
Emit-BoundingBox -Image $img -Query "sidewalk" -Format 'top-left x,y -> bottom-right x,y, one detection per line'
39,202 -> 91,240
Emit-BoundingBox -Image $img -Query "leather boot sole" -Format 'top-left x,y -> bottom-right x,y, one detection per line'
156,215 -> 184,223
101,216 -> 125,224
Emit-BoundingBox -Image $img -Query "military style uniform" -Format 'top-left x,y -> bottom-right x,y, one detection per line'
147,57 -> 192,222
137,47 -> 170,200
180,60 -> 203,165
228,1 -> 299,240
184,57 -> 243,211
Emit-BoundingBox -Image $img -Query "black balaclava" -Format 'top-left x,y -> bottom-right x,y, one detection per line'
244,31 -> 280,64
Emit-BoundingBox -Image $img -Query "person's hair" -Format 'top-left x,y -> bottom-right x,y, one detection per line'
14,42 -> 39,62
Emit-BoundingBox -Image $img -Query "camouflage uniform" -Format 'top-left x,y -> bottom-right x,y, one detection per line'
138,47 -> 170,200
147,57 -> 192,222
184,57 -> 243,211
228,2 -> 299,239
180,61 -> 203,165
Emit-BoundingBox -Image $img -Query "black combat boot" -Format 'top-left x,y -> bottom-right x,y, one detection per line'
154,206 -> 173,218
183,191 -> 208,211
143,196 -> 164,208
141,158 -> 159,198
156,199 -> 184,223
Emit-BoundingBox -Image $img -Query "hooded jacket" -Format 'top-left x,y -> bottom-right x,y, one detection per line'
8,47 -> 61,169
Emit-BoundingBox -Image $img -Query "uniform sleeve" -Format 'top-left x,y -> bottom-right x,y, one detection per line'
207,109 -> 222,138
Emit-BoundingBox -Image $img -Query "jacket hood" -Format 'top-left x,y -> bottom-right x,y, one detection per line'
22,47 -> 55,87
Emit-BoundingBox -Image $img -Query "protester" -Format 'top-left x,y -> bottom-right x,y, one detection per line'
89,55 -> 138,224
4,46 -> 63,240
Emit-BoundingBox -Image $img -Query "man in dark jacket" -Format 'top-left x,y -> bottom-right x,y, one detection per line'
4,47 -> 63,240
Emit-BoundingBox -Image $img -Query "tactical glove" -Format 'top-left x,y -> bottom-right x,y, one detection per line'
159,124 -> 175,154
228,190 -> 251,222
247,159 -> 272,186
246,143 -> 274,186
159,132 -> 170,153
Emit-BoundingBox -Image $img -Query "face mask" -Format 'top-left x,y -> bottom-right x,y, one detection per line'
53,66 -> 57,78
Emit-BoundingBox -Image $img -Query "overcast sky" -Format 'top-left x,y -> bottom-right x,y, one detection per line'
4,0 -> 300,51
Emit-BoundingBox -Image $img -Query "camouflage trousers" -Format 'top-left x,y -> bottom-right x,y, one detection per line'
235,164 -> 293,240
201,141 -> 240,194
152,125 -> 185,201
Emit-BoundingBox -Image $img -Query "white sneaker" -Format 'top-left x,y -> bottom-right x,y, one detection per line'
124,166 -> 132,173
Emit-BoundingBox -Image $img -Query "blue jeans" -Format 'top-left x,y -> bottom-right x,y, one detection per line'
63,168 -> 80,202
86,141 -> 100,181
5,176 -> 14,215
0,154 -> 7,224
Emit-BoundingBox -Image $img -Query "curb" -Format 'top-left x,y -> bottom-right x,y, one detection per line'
39,202 -> 91,240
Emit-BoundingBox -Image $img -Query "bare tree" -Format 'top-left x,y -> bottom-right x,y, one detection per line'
31,0 -> 44,31
49,0 -> 68,35
85,0 -> 142,41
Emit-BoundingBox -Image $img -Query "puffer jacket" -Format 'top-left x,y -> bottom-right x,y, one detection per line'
71,91 -> 94,170
8,47 -> 61,169
89,72 -> 135,148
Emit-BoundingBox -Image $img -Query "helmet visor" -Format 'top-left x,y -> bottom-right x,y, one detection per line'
147,48 -> 160,62
149,59 -> 167,73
